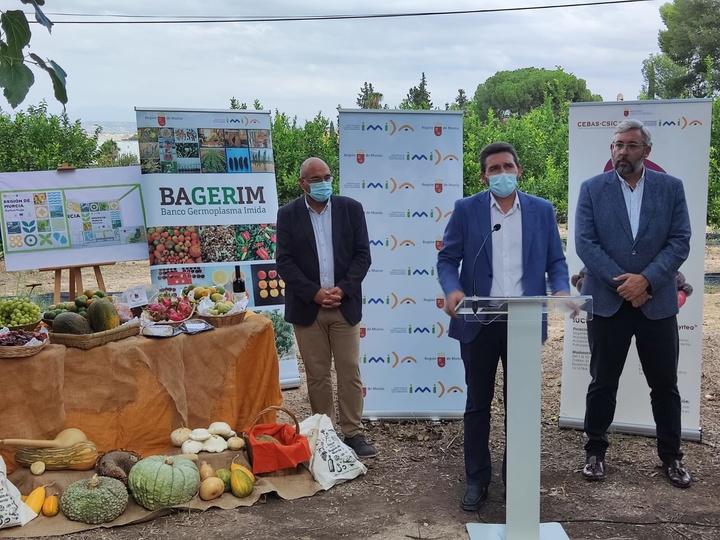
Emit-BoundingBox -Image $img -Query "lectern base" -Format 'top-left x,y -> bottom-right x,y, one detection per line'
466,522 -> 569,540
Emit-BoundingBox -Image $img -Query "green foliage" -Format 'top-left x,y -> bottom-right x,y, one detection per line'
270,109 -> 338,206
473,67 -> 600,117
640,53 -> 690,99
357,82 -> 384,109
0,3 -> 67,108
0,101 -> 98,172
260,308 -> 295,359
95,139 -> 138,168
707,98 -> 720,225
400,72 -> 433,110
658,0 -> 720,97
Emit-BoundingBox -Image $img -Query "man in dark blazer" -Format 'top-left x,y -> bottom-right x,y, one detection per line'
576,119 -> 692,488
276,157 -> 375,458
437,141 -> 570,511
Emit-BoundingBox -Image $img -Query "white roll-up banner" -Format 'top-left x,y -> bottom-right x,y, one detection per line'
561,99 -> 713,441
339,110 -> 465,419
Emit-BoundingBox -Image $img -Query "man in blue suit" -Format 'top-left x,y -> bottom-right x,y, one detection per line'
576,119 -> 691,488
276,157 -> 375,458
437,141 -> 570,511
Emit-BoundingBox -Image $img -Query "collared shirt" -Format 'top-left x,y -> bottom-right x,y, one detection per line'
305,196 -> 335,289
489,193 -> 523,297
617,168 -> 645,239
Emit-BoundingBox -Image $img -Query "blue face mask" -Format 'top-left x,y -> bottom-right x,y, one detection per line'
487,173 -> 518,198
307,180 -> 333,202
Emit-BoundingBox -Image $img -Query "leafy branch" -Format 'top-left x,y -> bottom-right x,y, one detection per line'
0,1 -> 67,109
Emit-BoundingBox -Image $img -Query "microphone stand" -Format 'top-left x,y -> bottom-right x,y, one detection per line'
470,223 -> 502,314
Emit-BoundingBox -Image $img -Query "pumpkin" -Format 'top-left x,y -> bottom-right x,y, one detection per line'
61,474 -> 128,524
41,494 -> 60,517
230,469 -> 253,498
128,455 -> 200,511
87,298 -> 120,332
52,312 -> 92,334
95,449 -> 142,485
230,456 -> 256,483
25,484 -> 52,514
15,441 -> 99,471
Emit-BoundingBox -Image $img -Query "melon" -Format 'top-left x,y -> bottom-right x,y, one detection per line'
87,298 -> 120,332
52,311 -> 92,334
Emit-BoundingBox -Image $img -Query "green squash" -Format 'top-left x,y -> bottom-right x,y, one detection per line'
128,455 -> 200,511
60,474 -> 128,524
52,311 -> 92,334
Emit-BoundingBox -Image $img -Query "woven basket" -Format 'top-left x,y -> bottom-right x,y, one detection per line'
242,405 -> 307,477
50,319 -> 141,350
7,320 -> 41,332
0,339 -> 49,359
197,310 -> 246,328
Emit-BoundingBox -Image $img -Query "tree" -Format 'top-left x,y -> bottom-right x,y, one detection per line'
356,82 -> 384,109
400,72 -> 433,110
0,2 -> 67,108
474,67 -> 600,117
0,101 -> 98,172
658,0 -> 720,97
95,139 -> 139,168
639,53 -> 690,99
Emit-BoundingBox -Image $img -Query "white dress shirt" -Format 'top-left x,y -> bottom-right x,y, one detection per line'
617,169 -> 645,239
489,193 -> 524,297
305,196 -> 335,289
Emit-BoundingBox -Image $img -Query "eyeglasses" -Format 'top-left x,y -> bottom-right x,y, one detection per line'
302,174 -> 333,184
611,142 -> 646,152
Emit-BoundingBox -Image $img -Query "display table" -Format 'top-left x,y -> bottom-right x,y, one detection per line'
0,312 -> 283,475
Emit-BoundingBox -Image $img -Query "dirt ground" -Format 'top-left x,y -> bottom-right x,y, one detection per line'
2,243 -> 720,540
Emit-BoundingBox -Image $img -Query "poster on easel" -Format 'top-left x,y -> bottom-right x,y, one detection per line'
0,167 -> 148,271
135,108 -> 299,388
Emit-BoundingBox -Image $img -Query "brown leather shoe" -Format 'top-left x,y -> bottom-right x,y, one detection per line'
582,455 -> 605,481
664,460 -> 691,488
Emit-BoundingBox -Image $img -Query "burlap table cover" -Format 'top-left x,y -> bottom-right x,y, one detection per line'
0,312 -> 283,475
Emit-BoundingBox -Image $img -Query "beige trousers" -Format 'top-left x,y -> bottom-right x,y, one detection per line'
293,308 -> 364,437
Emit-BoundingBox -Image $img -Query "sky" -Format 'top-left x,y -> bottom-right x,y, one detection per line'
10,0 -> 667,127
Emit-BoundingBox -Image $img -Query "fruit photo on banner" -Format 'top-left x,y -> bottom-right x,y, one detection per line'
147,226 -> 201,265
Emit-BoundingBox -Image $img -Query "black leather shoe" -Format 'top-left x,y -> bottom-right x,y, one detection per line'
664,460 -> 691,488
461,484 -> 488,512
582,455 -> 605,481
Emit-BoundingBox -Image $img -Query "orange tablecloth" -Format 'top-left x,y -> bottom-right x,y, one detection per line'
0,313 -> 282,474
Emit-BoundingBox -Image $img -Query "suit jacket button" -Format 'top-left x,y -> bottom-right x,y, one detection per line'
631,250 -> 636,255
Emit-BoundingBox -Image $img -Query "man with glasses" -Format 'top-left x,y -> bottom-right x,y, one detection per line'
276,157 -> 376,458
575,119 -> 692,488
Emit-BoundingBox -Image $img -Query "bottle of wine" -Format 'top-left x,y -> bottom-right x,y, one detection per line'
232,265 -> 246,303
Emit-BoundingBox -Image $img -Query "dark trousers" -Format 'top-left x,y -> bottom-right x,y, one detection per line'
584,301 -> 683,464
460,322 -> 508,487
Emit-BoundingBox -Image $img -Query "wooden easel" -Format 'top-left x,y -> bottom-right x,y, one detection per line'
39,262 -> 115,304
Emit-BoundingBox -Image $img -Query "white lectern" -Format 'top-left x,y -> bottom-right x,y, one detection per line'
459,296 -> 593,540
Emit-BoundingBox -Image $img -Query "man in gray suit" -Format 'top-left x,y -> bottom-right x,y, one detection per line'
575,119 -> 692,488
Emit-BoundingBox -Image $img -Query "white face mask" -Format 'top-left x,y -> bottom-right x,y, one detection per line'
487,173 -> 518,198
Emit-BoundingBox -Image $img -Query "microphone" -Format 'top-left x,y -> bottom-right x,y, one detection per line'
470,223 -> 502,314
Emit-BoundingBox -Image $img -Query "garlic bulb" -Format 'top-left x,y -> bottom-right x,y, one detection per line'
226,436 -> 245,451
170,427 -> 192,447
202,434 -> 228,453
189,428 -> 212,442
207,421 -> 236,439
181,439 -> 204,454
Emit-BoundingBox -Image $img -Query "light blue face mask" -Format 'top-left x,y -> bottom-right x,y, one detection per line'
308,180 -> 333,202
488,173 -> 518,198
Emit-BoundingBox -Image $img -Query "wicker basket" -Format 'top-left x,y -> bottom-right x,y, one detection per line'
197,309 -> 246,328
0,339 -> 49,359
242,405 -> 308,477
50,319 -> 141,350
7,320 -> 41,332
